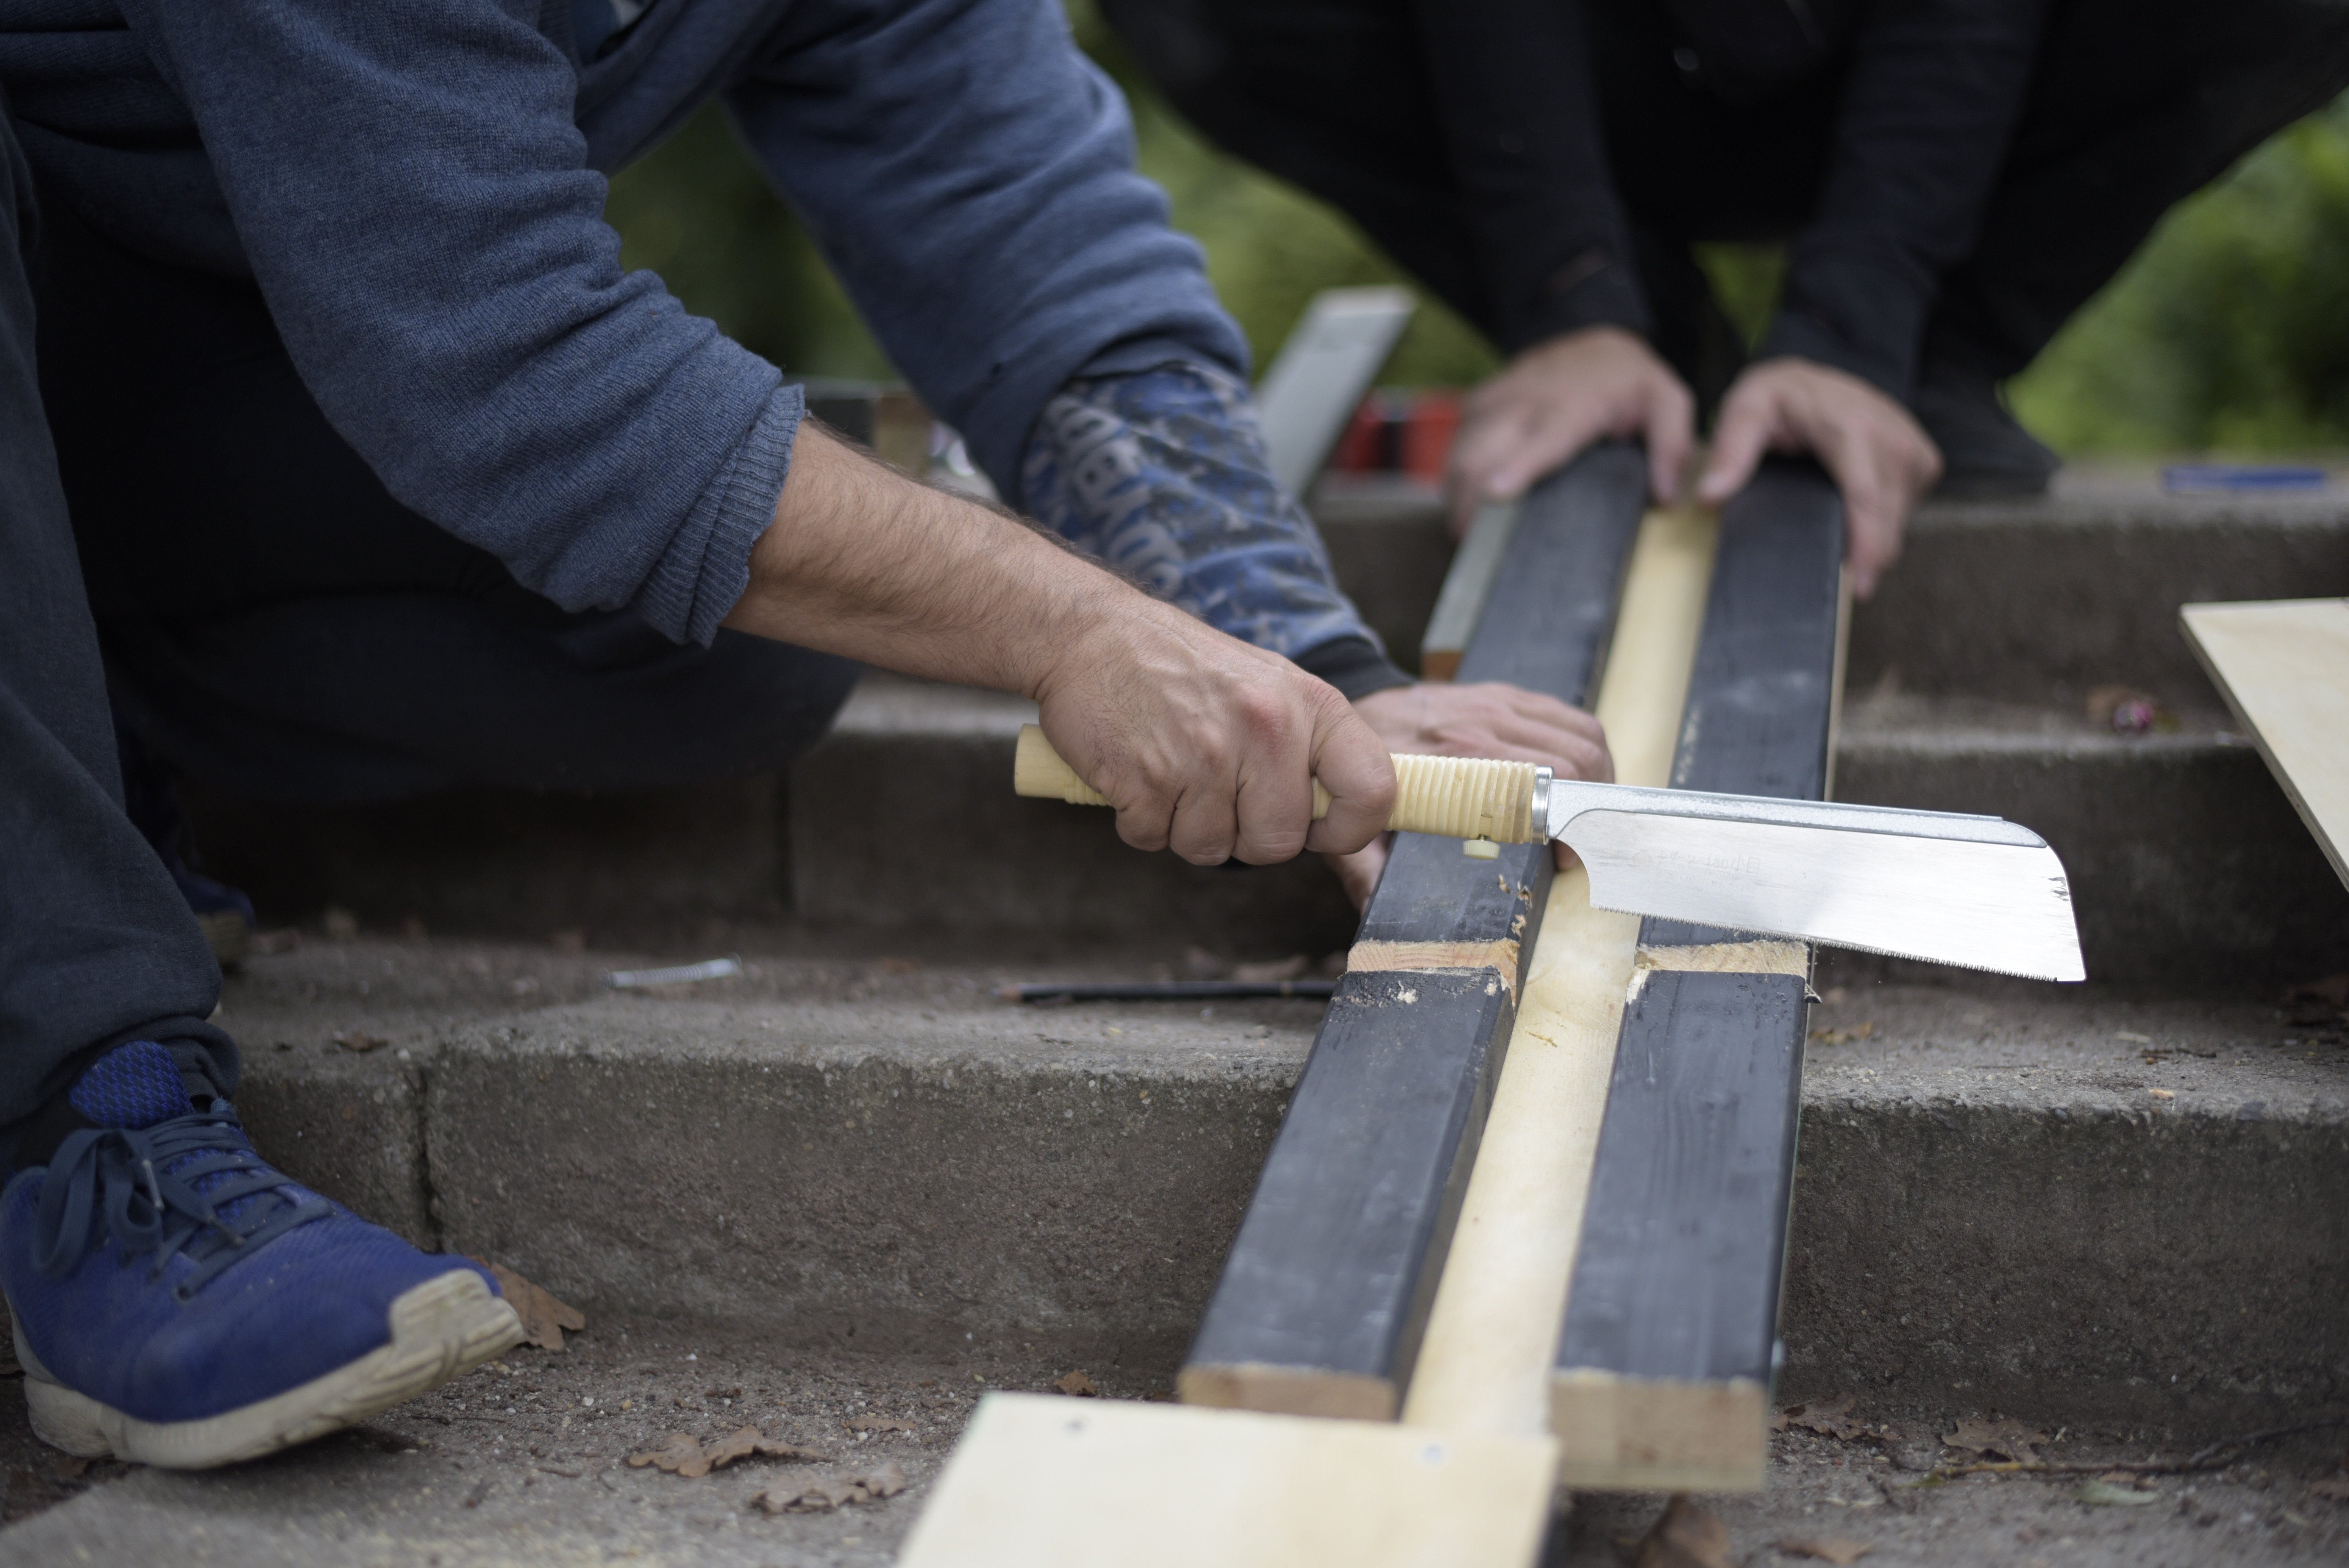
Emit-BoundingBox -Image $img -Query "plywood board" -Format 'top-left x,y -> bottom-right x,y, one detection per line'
895,1394 -> 1558,1568
2181,597 -> 2349,890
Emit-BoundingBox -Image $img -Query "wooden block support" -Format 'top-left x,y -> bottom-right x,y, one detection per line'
1550,460 -> 1846,1491
1178,444 -> 1648,1419
2181,597 -> 2349,891
896,1395 -> 1558,1568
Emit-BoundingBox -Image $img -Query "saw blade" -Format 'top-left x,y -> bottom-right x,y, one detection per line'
1546,782 -> 2084,982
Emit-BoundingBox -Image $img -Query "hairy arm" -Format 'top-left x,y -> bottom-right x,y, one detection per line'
722,423 -> 1396,866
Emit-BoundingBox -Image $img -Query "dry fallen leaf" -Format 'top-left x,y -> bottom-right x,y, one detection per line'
756,1461 -> 911,1514
629,1426 -> 829,1478
2306,1474 -> 2349,1503
1944,1417 -> 2047,1465
1054,1369 -> 1099,1397
1632,1496 -> 1734,1568
480,1262 -> 587,1351
1776,1538 -> 1872,1565
1773,1395 -> 1878,1441
2073,1479 -> 2159,1507
334,1032 -> 389,1054
628,1433 -> 710,1478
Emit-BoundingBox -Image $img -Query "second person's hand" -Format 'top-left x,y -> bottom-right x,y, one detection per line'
1445,326 -> 1695,537
1696,356 -> 1942,599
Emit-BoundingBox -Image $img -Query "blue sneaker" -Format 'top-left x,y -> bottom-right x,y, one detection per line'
1,1041 -> 523,1468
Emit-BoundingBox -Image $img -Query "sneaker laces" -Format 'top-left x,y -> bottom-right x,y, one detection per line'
28,1102 -> 334,1300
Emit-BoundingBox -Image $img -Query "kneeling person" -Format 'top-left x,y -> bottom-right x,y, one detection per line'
0,0 -> 1606,1467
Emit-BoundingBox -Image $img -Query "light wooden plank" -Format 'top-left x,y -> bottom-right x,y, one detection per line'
2181,597 -> 2349,890
896,1394 -> 1558,1568
1399,503 -> 1720,1438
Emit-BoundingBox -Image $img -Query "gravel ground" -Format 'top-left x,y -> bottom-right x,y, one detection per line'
6,1307 -> 2345,1565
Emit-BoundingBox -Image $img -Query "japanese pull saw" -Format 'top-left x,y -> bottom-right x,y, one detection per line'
1012,724 -> 2083,982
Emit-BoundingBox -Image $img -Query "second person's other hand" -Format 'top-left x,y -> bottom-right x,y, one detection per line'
1443,326 -> 1942,599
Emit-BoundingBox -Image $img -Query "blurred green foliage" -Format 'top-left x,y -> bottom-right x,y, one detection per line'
2009,95 -> 2349,455
604,14 -> 2349,456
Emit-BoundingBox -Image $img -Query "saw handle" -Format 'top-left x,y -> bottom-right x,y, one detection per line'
1012,724 -> 1540,843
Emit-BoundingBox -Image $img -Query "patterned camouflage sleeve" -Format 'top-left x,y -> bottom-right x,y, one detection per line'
1018,362 -> 1414,701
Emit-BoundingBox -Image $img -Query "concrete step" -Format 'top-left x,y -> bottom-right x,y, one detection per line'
1309,468 -> 2349,707
784,677 -> 1357,956
782,674 -> 2349,985
218,936 -> 2349,1436
1848,472 -> 2349,707
187,668 -> 2349,985
1836,692 -> 2349,989
175,477 -> 2349,980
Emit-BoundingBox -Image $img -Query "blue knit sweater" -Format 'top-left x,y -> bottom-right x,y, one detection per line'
3,0 -> 1399,686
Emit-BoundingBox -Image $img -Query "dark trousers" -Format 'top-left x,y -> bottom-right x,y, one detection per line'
1103,0 -> 2349,392
0,119 -> 856,1135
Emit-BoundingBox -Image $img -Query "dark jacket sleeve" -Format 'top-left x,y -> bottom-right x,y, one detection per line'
1405,0 -> 1652,354
1757,0 -> 2047,396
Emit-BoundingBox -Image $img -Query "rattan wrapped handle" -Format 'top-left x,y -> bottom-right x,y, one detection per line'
1013,724 -> 1540,842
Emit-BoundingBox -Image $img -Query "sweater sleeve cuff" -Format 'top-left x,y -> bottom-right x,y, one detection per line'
642,381 -> 804,647
1295,635 -> 1415,703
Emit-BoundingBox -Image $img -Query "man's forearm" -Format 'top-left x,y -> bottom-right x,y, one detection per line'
720,419 -> 1399,867
722,421 -> 1120,698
